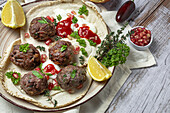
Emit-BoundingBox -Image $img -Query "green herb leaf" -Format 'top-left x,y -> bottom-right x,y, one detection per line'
44,90 -> 50,96
52,86 -> 61,90
5,71 -> 21,85
32,71 -> 43,79
72,63 -> 77,66
38,17 -> 48,24
80,48 -> 88,57
45,73 -> 53,76
78,5 -> 88,16
39,63 -> 43,70
70,31 -> 81,39
19,43 -> 30,53
0,56 -> 1,58
57,14 -> 62,21
63,74 -> 67,77
36,46 -> 45,52
55,36 -> 62,41
71,70 -> 76,78
72,16 -> 78,23
88,40 -> 96,46
60,45 -> 67,52
79,56 -> 85,65
54,100 -> 57,107
76,39 -> 86,47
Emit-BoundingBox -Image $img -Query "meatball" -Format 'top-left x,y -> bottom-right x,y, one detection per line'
29,17 -> 56,41
56,65 -> 86,93
49,40 -> 74,66
10,43 -> 40,70
20,71 -> 48,96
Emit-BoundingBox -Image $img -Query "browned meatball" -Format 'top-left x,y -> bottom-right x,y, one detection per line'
10,43 -> 40,70
56,65 -> 86,93
49,40 -> 74,66
20,71 -> 48,96
29,17 -> 56,41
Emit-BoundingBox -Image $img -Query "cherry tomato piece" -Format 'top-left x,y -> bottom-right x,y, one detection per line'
24,33 -> 30,38
41,54 -> 47,63
48,83 -> 54,90
45,39 -> 52,46
35,67 -> 41,71
116,1 -> 135,23
46,16 -> 51,21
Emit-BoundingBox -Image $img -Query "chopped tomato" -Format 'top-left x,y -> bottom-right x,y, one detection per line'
51,16 -> 54,22
44,64 -> 56,72
46,16 -> 51,20
51,69 -> 56,75
24,33 -> 30,38
41,54 -> 47,63
45,75 -> 49,80
35,67 -> 41,71
45,39 -> 52,46
73,46 -> 80,54
48,83 -> 54,90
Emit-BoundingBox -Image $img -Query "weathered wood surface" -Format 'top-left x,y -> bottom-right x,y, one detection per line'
105,0 -> 170,113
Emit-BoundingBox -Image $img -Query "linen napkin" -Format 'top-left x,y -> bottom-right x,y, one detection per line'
0,1 -> 156,113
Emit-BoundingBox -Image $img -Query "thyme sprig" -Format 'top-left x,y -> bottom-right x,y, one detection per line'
95,22 -> 132,67
44,90 -> 57,107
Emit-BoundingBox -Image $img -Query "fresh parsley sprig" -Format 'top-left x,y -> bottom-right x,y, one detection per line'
5,71 -> 21,85
76,39 -> 86,47
38,17 -> 49,24
57,14 -> 62,21
95,22 -> 131,67
36,46 -> 45,52
80,48 -> 88,57
60,45 -> 67,52
78,5 -> 88,16
72,16 -> 78,23
19,43 -> 30,53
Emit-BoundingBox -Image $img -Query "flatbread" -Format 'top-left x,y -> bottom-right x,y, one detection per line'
0,0 -> 108,108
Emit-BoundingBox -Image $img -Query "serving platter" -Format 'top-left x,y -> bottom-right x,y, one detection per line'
0,0 -> 115,112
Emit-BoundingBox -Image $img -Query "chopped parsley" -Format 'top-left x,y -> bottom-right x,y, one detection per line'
72,16 -> 78,23
32,70 -> 43,79
63,74 -> 67,77
36,46 -> 45,52
53,18 -> 58,26
79,56 -> 85,65
5,71 -> 21,85
80,48 -> 88,57
76,39 -> 86,47
88,40 -> 96,46
78,5 -> 88,16
60,45 -> 67,52
71,70 -> 76,78
52,86 -> 61,90
72,63 -> 77,66
45,73 -> 53,76
70,31 -> 81,39
38,17 -> 49,24
57,14 -> 62,21
19,43 -> 30,53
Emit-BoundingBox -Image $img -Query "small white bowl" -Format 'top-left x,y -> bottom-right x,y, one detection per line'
128,26 -> 153,51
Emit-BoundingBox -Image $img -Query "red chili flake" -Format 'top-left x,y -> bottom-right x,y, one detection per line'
12,73 -> 19,79
48,83 -> 54,90
46,16 -> 51,21
71,10 -> 77,15
45,39 -> 52,46
24,33 -> 30,38
41,54 -> 47,63
74,23 -> 79,28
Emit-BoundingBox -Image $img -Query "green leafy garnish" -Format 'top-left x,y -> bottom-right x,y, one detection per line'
78,5 -> 88,16
88,40 -> 96,46
80,48 -> 88,57
95,22 -> 131,67
5,71 -> 21,85
76,39 -> 86,47
53,18 -> 58,26
32,70 -> 43,79
19,43 -> 30,53
63,74 -> 67,77
0,56 -> 1,58
79,56 -> 85,65
71,70 -> 76,78
44,90 -> 50,96
57,14 -> 62,21
45,73 -> 53,76
36,46 -> 45,52
38,17 -> 48,24
72,16 -> 78,23
55,36 -> 62,41
70,31 -> 81,39
52,86 -> 61,90
60,45 -> 67,52
72,63 -> 77,66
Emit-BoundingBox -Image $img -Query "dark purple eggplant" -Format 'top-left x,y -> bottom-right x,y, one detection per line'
116,1 -> 135,23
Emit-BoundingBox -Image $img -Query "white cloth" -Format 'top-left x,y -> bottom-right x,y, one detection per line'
0,1 -> 156,113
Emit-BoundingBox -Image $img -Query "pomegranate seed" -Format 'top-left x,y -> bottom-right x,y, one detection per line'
24,33 -> 30,38
146,33 -> 151,38
51,17 -> 54,22
71,10 -> 77,15
138,27 -> 142,31
45,39 -> 52,46
138,38 -> 144,42
143,39 -> 148,44
147,30 -> 151,34
143,36 -> 147,39
139,42 -> 144,46
12,73 -> 19,79
74,23 -> 79,28
46,16 -> 51,21
142,31 -> 146,36
35,67 -> 41,71
48,83 -> 54,90
131,38 -> 136,43
41,54 -> 47,63
134,35 -> 139,39
139,32 -> 143,37
45,75 -> 49,80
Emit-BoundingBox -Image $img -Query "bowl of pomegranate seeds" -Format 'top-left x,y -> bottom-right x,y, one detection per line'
128,26 -> 153,51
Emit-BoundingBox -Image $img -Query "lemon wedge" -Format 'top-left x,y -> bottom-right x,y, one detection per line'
1,0 -> 25,29
87,56 -> 112,81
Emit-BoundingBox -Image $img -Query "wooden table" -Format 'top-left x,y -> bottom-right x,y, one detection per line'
102,0 -> 170,112
0,0 -> 169,113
